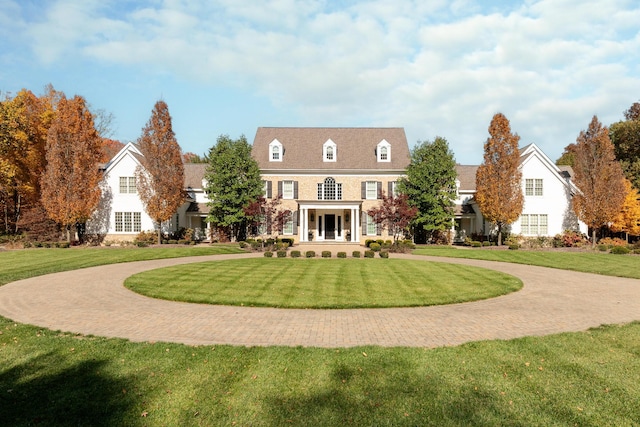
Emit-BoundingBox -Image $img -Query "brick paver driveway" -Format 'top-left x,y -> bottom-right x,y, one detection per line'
0,253 -> 638,348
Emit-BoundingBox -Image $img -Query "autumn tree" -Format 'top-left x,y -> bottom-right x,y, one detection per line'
367,192 -> 418,243
475,113 -> 524,245
135,100 -> 185,245
572,116 -> 626,247
397,137 -> 457,243
609,178 -> 640,241
556,143 -> 577,167
182,152 -> 208,163
610,101 -> 640,189
40,95 -> 103,242
0,87 -> 58,233
205,135 -> 263,242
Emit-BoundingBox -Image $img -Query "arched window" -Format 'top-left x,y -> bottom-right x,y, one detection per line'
326,146 -> 334,160
317,177 -> 343,200
269,139 -> 283,162
272,145 -> 280,160
377,139 -> 391,162
323,139 -> 337,162
380,146 -> 388,160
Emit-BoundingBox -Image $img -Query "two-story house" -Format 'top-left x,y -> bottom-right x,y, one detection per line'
252,127 -> 411,244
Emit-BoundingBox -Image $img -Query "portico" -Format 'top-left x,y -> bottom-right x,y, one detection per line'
298,201 -> 361,242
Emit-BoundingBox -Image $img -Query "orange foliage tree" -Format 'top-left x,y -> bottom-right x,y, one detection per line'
41,95 -> 103,242
572,116 -> 626,247
475,113 -> 524,245
135,100 -> 185,244
608,179 -> 640,241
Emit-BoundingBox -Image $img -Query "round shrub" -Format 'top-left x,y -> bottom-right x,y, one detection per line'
305,251 -> 316,258
322,251 -> 332,258
364,250 -> 375,258
598,244 -> 609,252
369,242 -> 381,252
290,250 -> 301,258
508,244 -> 519,250
264,251 -> 273,258
337,252 -> 347,258
482,241 -> 491,247
277,250 -> 287,258
352,251 -> 361,258
610,246 -> 630,255
471,241 -> 482,248
379,250 -> 389,258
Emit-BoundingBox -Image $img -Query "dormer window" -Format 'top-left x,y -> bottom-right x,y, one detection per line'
269,139 -> 283,162
377,139 -> 391,162
323,139 -> 337,162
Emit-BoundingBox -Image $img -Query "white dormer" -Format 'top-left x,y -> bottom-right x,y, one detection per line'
377,139 -> 391,162
323,139 -> 337,162
269,139 -> 283,162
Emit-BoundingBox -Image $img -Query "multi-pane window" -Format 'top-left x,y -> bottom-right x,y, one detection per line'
326,146 -> 334,160
366,214 -> 377,235
520,214 -> 548,235
380,146 -> 388,160
283,213 -> 294,235
391,181 -> 398,197
272,146 -> 280,160
366,181 -> 378,199
115,212 -> 142,232
317,177 -> 342,200
525,179 -> 543,196
282,180 -> 294,199
119,176 -> 137,194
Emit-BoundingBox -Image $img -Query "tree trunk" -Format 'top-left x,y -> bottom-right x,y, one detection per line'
497,224 -> 503,246
157,224 -> 162,245
591,228 -> 597,248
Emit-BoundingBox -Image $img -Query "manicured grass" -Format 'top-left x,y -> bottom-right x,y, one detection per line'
414,246 -> 640,279
124,258 -> 522,308
0,245 -> 245,286
1,316 -> 639,426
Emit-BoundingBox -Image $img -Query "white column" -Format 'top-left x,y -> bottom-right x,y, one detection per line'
299,208 -> 306,242
354,207 -> 360,243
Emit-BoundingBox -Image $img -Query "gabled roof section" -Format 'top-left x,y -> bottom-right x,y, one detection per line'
184,163 -> 207,189
104,142 -> 143,174
519,143 -> 579,193
252,127 -> 410,170
455,165 -> 479,192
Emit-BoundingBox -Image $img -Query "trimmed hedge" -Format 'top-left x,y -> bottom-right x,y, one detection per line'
379,251 -> 389,258
364,250 -> 375,258
290,250 -> 301,258
337,252 -> 347,258
611,246 -> 630,255
352,251 -> 361,258
305,251 -> 316,258
322,251 -> 332,258
276,250 -> 287,258
264,251 -> 273,257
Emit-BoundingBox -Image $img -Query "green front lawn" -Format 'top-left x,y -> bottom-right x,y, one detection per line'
124,258 -> 522,308
2,317 -> 639,426
414,246 -> 640,279
0,245 -> 245,286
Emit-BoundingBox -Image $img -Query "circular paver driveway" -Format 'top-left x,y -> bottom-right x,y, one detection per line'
0,253 -> 638,348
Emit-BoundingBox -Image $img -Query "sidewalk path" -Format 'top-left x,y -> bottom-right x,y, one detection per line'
0,253 -> 638,348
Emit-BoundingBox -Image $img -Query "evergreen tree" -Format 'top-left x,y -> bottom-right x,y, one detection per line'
610,101 -> 640,190
135,100 -> 185,244
205,135 -> 263,242
475,113 -> 523,245
397,136 -> 457,243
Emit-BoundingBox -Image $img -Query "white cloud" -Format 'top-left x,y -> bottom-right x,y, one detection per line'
6,0 -> 640,162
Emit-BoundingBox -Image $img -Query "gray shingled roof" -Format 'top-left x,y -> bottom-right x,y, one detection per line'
252,127 -> 410,170
184,163 -> 206,189
455,165 -> 478,191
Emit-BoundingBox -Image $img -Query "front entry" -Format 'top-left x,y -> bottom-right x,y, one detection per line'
325,214 -> 336,239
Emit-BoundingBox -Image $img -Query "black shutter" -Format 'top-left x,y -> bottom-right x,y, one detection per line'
361,211 -> 367,235
361,182 -> 366,199
293,181 -> 298,199
266,181 -> 272,198
377,181 -> 382,199
293,210 -> 298,234
388,181 -> 394,196
277,181 -> 283,198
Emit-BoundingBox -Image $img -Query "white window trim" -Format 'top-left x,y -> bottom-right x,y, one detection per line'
283,213 -> 294,235
366,214 -> 377,236
119,176 -> 137,194
115,211 -> 142,233
377,139 -> 391,162
282,180 -> 294,199
525,178 -> 543,196
269,139 -> 283,162
323,139 -> 337,162
365,181 -> 378,200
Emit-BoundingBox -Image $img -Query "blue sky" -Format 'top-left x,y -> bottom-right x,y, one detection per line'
1,0 -> 639,164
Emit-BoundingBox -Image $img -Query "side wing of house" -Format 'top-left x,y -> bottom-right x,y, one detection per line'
87,142 -> 156,241
175,163 -> 210,241
252,127 -> 410,244
512,144 -> 587,237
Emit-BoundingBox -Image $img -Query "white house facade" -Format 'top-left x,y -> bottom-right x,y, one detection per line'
90,130 -> 586,244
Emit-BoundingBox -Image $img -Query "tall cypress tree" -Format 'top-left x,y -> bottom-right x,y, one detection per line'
135,100 -> 185,244
475,113 -> 523,245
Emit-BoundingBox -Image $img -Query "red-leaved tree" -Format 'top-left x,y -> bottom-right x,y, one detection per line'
367,192 -> 417,243
244,195 -> 291,247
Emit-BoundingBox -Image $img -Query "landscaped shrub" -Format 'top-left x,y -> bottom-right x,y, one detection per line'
264,251 -> 273,257
322,251 -> 332,258
598,244 -> 608,252
280,238 -> 294,247
167,239 -> 178,245
379,250 -> 389,258
178,239 -> 188,245
471,241 -> 482,248
277,250 -> 287,258
610,246 -> 630,255
365,239 -> 375,248
599,237 -> 627,247
482,241 -> 491,247
553,230 -> 586,247
238,241 -> 247,248
369,243 -> 381,252
352,251 -> 361,258
376,239 -> 384,246
305,251 -> 315,258
508,244 -> 519,250
134,230 -> 156,246
337,252 -> 347,258
136,241 -> 148,247
291,250 -> 301,258
633,249 -> 640,255
364,250 -> 375,258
